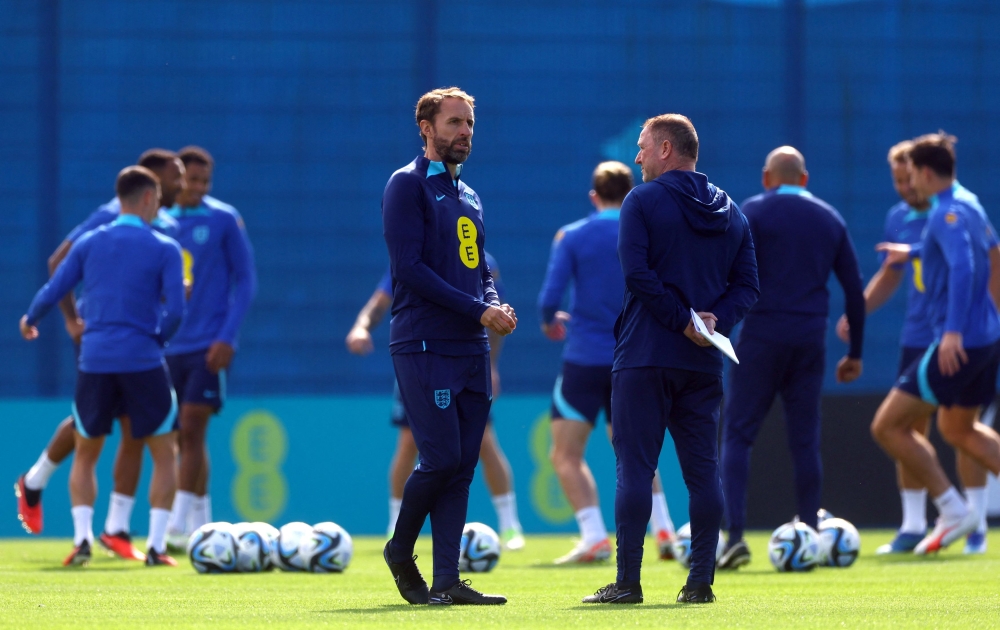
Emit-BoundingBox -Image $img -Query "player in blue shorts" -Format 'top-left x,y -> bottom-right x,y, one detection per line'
20,166 -> 185,567
538,161 -> 676,565
839,140 -> 995,554
874,132 -> 1000,555
14,149 -> 185,563
346,255 -> 525,550
164,146 -> 257,548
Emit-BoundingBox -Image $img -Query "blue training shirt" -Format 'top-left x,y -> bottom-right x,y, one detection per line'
916,182 -> 1000,347
378,251 -> 505,302
26,215 -> 185,373
740,185 -> 866,358
538,208 -> 623,366
881,201 -> 934,349
614,170 -> 759,376
165,195 -> 257,354
382,156 -> 499,356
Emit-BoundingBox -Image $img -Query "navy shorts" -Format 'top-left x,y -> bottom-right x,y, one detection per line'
166,350 -> 226,411
898,346 -> 929,378
897,340 -> 1000,408
550,361 -> 613,425
72,343 -> 126,421
391,378 -> 493,427
74,366 -> 178,439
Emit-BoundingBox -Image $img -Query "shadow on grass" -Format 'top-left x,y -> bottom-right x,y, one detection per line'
318,605 -> 461,614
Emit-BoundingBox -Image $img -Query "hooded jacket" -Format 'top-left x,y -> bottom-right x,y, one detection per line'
614,170 -> 759,376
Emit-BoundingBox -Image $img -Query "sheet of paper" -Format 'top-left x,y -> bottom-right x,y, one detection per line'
689,308 -> 739,364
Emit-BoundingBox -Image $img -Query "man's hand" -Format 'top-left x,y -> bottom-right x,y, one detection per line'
205,341 -> 235,374
20,315 -> 38,341
835,314 -> 850,343
875,242 -> 912,267
65,317 -> 85,344
541,311 -> 570,341
938,331 -> 968,377
345,325 -> 375,355
482,304 -> 517,336
836,356 -> 862,383
683,311 -> 717,348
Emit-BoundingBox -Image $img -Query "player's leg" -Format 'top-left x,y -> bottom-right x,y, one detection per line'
16,416 -> 76,534
959,401 -> 996,554
388,427 -> 418,535
144,431 -> 179,566
189,448 -> 211,532
779,341 -> 826,532
166,403 -> 213,542
97,414 -> 146,560
478,423 -> 525,550
650,470 -> 676,559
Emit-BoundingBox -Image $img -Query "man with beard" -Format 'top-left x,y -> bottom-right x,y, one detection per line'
381,87 -> 516,606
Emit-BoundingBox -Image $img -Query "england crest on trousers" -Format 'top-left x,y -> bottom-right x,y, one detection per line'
434,389 -> 451,409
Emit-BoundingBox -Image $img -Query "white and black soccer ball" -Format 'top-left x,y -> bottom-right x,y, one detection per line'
671,522 -> 726,569
458,522 -> 501,573
232,522 -> 273,572
817,517 -> 860,567
187,522 -> 239,574
271,521 -> 312,571
768,521 -> 821,572
299,522 -> 353,573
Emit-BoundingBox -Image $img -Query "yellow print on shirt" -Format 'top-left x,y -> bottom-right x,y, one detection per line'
912,258 -> 925,293
181,249 -> 194,287
457,216 -> 479,269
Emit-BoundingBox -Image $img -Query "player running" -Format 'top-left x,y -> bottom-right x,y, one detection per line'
20,166 -> 185,567
874,132 -> 1000,555
838,140 -> 995,555
15,149 -> 185,562
345,254 -> 525,551
164,146 -> 257,548
382,87 -> 513,606
538,161 -> 676,565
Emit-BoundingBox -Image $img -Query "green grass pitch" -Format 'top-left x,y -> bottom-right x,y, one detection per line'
2,531 -> 998,628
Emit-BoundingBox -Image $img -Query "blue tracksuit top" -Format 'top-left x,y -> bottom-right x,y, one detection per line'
538,208 -> 623,366
382,156 -> 499,356
740,185 -> 866,358
65,197 -> 179,319
881,201 -> 934,348
164,195 -> 257,354
614,170 -> 759,376
26,215 -> 185,373
378,251 -> 505,302
916,183 -> 1000,347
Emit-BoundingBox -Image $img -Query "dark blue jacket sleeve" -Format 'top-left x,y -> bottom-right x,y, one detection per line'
483,257 -> 500,307
216,212 -> 257,345
933,212 -> 975,333
158,241 -> 186,345
377,267 -> 393,295
65,208 -> 114,243
833,228 -> 866,358
707,212 -> 760,332
537,231 -> 573,324
26,239 -> 87,325
383,173 -> 491,322
618,193 -> 691,332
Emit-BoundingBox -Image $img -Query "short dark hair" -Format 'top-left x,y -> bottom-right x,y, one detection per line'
643,114 -> 699,162
592,161 -> 634,204
137,148 -> 178,173
908,131 -> 957,177
116,166 -> 160,203
178,145 -> 214,168
415,87 -> 475,145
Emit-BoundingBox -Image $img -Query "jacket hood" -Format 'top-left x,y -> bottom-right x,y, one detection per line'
653,170 -> 733,234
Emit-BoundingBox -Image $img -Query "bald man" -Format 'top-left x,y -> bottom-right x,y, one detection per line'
717,147 -> 866,569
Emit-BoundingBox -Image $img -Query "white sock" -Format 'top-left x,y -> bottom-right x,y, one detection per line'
388,497 -> 403,535
933,486 -> 968,521
71,505 -> 94,546
104,492 -> 135,535
202,494 -> 212,524
167,491 -> 196,534
575,506 -> 607,545
148,508 -> 170,554
189,495 -> 210,533
900,489 -> 928,534
966,486 -> 988,534
24,451 -> 58,491
491,492 -> 522,533
650,491 -> 675,534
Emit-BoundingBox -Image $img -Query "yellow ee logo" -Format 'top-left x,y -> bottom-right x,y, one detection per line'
181,249 -> 194,288
528,411 -> 575,524
456,217 -> 479,269
912,258 -> 925,293
230,410 -> 288,522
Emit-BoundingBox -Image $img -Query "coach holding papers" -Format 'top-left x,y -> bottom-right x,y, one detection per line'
582,114 -> 758,606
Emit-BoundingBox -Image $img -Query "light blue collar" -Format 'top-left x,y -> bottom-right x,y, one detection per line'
594,208 -> 620,220
775,185 -> 811,196
426,160 -> 462,186
111,214 -> 148,228
167,203 -> 210,218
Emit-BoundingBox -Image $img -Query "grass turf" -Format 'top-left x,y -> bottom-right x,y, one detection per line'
1,530 -> 998,628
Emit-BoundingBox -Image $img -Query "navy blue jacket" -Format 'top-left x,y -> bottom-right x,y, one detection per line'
740,186 -> 865,357
382,156 -> 499,356
614,170 -> 759,376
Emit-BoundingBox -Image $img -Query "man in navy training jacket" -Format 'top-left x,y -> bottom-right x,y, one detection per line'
583,114 -> 758,605
382,87 -> 516,606
718,146 -> 865,570
20,166 -> 185,567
